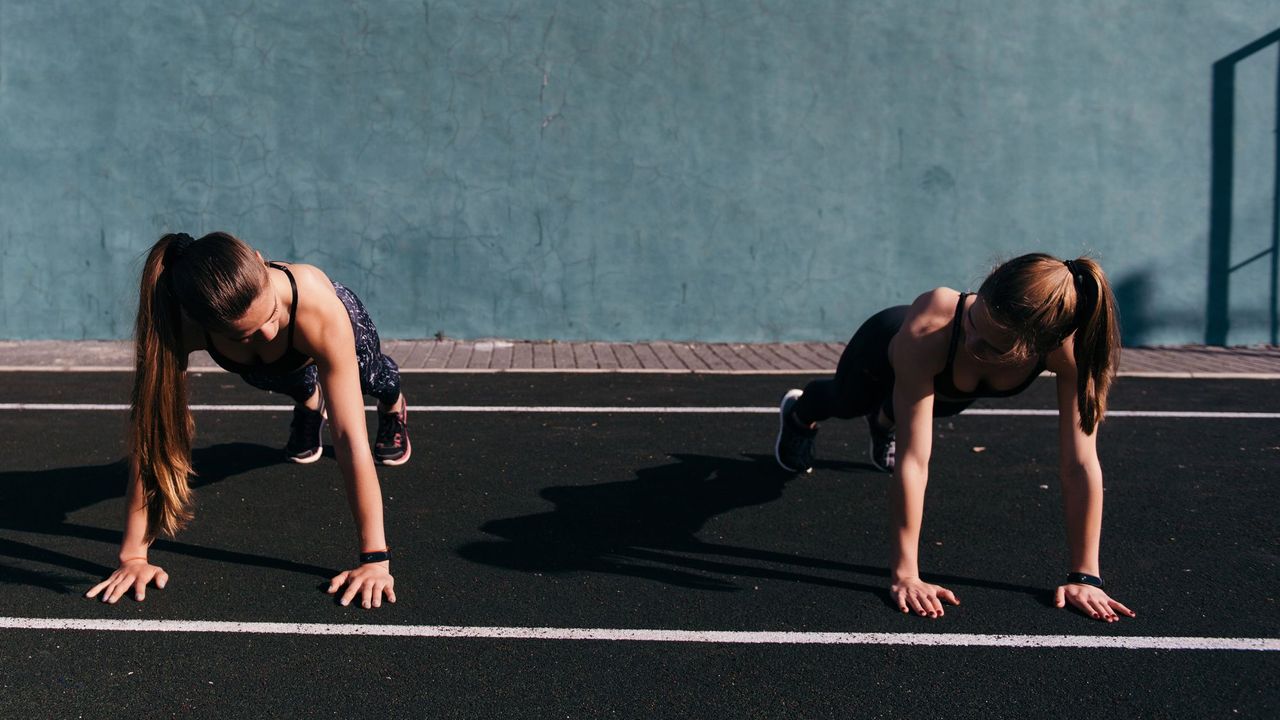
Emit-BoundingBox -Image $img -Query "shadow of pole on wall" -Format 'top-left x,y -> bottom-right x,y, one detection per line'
1207,28 -> 1280,345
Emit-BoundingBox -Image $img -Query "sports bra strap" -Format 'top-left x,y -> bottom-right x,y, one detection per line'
269,262 -> 299,349
943,292 -> 968,373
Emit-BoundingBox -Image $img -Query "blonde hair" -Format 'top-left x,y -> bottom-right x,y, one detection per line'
129,231 -> 266,540
977,253 -> 1121,434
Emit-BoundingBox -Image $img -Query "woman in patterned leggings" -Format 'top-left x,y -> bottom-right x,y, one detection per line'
87,231 -> 405,610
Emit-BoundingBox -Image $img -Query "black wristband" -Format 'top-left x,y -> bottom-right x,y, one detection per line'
359,549 -> 391,564
1066,571 -> 1103,588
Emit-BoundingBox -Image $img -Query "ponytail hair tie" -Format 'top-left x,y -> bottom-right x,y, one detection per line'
165,233 -> 196,267
1063,258 -> 1082,287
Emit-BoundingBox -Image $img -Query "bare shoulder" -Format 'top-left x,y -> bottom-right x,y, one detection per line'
278,262 -> 336,295
279,262 -> 344,319
888,287 -> 960,377
281,263 -> 349,359
901,288 -> 961,337
1045,333 -> 1078,376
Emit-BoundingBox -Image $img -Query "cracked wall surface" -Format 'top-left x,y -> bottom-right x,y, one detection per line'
1,1 -> 1278,343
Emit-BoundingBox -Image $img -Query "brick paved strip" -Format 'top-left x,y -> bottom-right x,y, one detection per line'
1,340 -> 1278,375
670,343 -> 710,371
613,344 -> 642,369
753,344 -> 801,371
467,343 -> 492,370
489,342 -> 513,370
783,343 -> 828,370
732,344 -> 774,371
689,344 -> 732,370
423,341 -> 456,369
590,343 -> 620,369
511,342 -> 533,369
647,342 -> 688,371
572,343 -> 596,369
707,343 -> 752,371
549,342 -> 572,369
400,341 -> 431,369
632,343 -> 662,369
803,343 -> 840,366
531,343 -> 554,369
447,343 -> 475,369
381,340 -> 411,368
763,343 -> 803,370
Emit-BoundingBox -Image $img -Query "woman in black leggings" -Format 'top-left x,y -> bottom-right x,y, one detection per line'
775,253 -> 1134,623
87,232 -> 405,610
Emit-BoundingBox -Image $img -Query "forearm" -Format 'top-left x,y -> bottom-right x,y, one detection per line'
1060,462 -> 1104,575
890,458 -> 929,581
118,461 -> 152,562
334,438 -> 388,553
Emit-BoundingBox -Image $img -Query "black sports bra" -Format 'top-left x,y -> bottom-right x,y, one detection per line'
204,262 -> 313,376
933,293 -> 1045,400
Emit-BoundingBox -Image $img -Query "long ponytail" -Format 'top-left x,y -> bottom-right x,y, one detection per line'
978,253 -> 1121,436
1066,257 -> 1121,435
130,233 -> 197,541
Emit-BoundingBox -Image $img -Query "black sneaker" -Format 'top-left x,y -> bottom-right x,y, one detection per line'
374,401 -> 411,466
286,398 -> 326,464
775,389 -> 816,473
867,414 -> 896,473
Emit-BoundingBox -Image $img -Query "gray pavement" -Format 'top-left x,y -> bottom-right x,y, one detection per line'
1,339 -> 1279,376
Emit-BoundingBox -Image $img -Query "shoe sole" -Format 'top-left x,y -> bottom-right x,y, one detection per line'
867,435 -> 892,473
286,401 -> 327,464
376,436 -> 412,466
774,389 -> 811,474
865,417 -> 896,474
376,400 -> 411,466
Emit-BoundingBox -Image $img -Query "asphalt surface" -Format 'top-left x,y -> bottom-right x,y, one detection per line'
1,372 -> 1277,718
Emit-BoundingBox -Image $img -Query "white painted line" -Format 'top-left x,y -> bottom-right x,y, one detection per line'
0,617 -> 1274,650
1,403 -> 1278,418
964,409 -> 1280,419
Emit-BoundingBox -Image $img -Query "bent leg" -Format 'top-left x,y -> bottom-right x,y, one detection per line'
792,306 -> 908,425
333,282 -> 402,407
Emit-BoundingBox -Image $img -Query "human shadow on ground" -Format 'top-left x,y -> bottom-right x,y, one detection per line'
459,453 -> 1041,601
0,442 -> 335,593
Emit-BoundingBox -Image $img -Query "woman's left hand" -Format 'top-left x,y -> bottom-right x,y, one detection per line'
328,562 -> 396,609
1055,583 -> 1134,622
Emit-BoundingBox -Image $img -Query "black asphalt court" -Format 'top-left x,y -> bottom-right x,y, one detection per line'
1,373 -> 1277,718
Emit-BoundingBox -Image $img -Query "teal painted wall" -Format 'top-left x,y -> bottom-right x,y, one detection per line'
1,1 -> 1278,343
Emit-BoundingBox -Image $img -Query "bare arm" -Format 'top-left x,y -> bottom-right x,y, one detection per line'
1047,342 -> 1134,621
888,353 -> 936,585
885,290 -> 961,617
294,268 -> 395,609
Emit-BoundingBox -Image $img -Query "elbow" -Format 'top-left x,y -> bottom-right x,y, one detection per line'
1059,459 -> 1101,487
326,422 -> 360,450
894,455 -> 930,482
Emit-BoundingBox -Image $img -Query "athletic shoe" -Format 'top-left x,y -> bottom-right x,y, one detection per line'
285,398 -> 326,464
775,389 -> 816,473
867,414 -> 896,473
374,401 -> 411,466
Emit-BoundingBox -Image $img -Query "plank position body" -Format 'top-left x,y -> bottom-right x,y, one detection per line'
87,232 -> 409,609
775,253 -> 1134,622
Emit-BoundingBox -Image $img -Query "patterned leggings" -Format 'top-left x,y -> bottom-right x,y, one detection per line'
238,282 -> 401,406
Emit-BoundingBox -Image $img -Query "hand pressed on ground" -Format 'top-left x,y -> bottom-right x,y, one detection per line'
328,561 -> 396,609
890,577 -> 960,618
1056,583 -> 1135,622
85,558 -> 168,604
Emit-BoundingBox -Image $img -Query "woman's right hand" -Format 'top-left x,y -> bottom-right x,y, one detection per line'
85,558 -> 169,604
890,577 -> 960,618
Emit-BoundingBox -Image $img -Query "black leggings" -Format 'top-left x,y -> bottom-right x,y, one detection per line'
239,282 -> 401,406
793,306 -> 972,426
